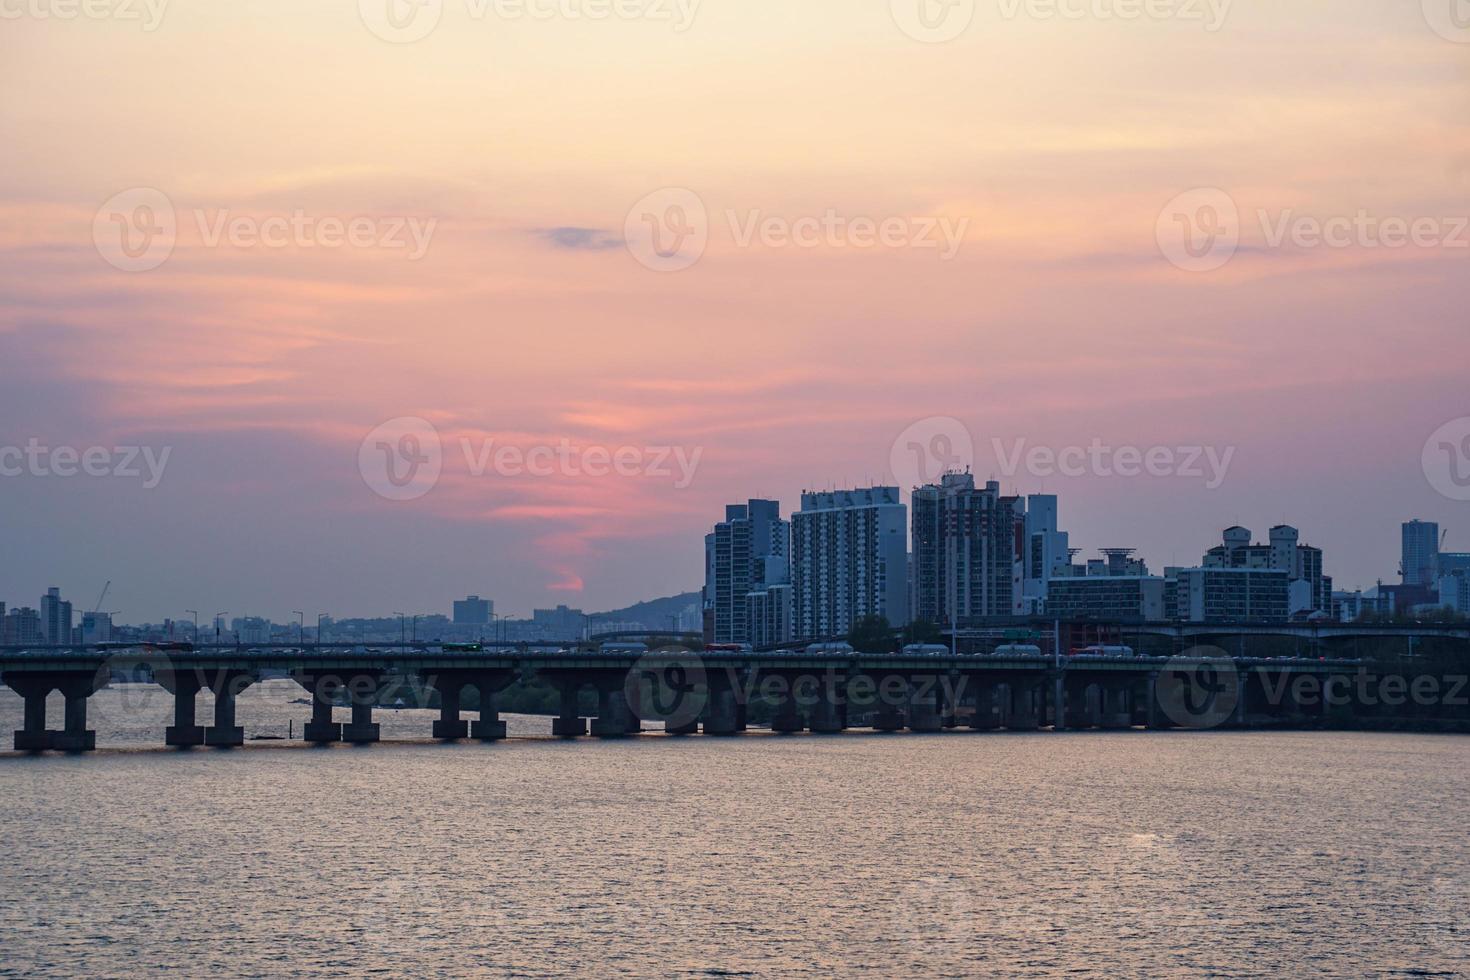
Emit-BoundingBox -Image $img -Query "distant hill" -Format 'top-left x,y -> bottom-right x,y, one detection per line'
590,591 -> 700,631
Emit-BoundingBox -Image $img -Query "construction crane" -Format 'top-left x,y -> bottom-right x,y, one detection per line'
92,580 -> 111,614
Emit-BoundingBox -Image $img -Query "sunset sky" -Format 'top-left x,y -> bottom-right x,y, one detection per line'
2,0 -> 1468,622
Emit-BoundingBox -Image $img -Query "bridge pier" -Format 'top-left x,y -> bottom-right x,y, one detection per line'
907,675 -> 944,733
302,678 -> 343,744
48,675 -> 97,753
552,677 -> 587,738
6,675 -> 57,751
1007,682 -> 1040,731
1100,684 -> 1133,730
472,674 -> 509,740
967,683 -> 1000,730
591,686 -> 635,738
771,679 -> 805,733
702,683 -> 740,736
1142,672 -> 1163,729
1050,675 -> 1066,731
165,673 -> 205,747
808,676 -> 846,734
433,680 -> 469,740
341,674 -> 381,744
204,671 -> 251,747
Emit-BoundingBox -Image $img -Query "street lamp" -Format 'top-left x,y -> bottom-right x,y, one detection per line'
293,611 -> 304,647
185,610 -> 199,644
317,613 -> 327,647
214,612 -> 228,647
394,612 -> 406,646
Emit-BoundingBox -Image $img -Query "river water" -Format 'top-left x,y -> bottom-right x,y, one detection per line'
0,683 -> 1467,978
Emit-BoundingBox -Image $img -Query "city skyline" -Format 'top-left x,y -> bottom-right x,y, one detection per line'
3,0 -> 1468,621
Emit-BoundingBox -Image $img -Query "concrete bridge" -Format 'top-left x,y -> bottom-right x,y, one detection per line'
2,641 -> 1466,752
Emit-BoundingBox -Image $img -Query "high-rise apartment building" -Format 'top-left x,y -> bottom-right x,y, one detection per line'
705,500 -> 789,645
911,474 -> 1022,627
453,595 -> 493,626
1202,525 -> 1331,615
1402,519 -> 1440,588
40,587 -> 72,645
792,486 -> 908,640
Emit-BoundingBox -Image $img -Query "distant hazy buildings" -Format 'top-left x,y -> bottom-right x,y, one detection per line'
911,474 -> 1021,627
453,595 -> 493,626
1202,525 -> 1331,616
3,605 -> 42,645
793,487 -> 908,640
1402,519 -> 1439,587
1175,566 -> 1290,622
40,587 -> 72,645
1046,575 -> 1167,621
80,611 -> 112,643
705,500 -> 789,645
533,605 -> 584,638
1020,495 -> 1071,615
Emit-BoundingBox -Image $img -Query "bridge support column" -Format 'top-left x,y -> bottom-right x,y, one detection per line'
472,681 -> 507,741
1051,675 -> 1066,731
1009,683 -> 1039,731
907,675 -> 943,733
7,676 -> 56,751
342,675 -> 381,744
52,675 -> 97,752
1232,672 -> 1250,728
771,680 -> 804,733
702,684 -> 739,736
808,677 -> 845,734
433,681 -> 468,740
1100,684 -> 1132,730
967,684 -> 1000,730
204,671 -> 249,747
591,686 -> 634,738
303,681 -> 342,744
552,677 -> 587,738
1143,672 -> 1162,729
165,673 -> 205,747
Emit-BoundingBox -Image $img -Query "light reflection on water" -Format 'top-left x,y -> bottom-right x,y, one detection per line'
0,684 -> 1467,978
